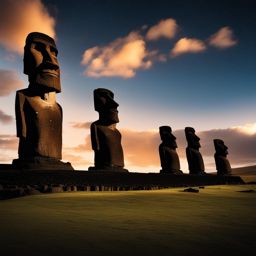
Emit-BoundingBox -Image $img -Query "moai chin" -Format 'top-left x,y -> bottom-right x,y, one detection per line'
12,32 -> 73,170
214,139 -> 232,175
89,88 -> 128,172
185,127 -> 205,175
159,126 -> 183,174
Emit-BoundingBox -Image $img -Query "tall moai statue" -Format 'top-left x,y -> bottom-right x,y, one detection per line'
214,139 -> 232,175
12,32 -> 73,170
159,126 -> 183,174
185,127 -> 205,175
89,88 -> 128,172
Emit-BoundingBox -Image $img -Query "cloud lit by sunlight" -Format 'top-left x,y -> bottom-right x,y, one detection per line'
209,27 -> 237,49
0,123 -> 255,170
81,32 -> 152,78
146,18 -> 178,41
0,110 -> 13,124
70,122 -> 92,129
0,0 -> 56,54
0,69 -> 24,96
232,123 -> 256,135
0,134 -> 18,150
171,38 -> 206,57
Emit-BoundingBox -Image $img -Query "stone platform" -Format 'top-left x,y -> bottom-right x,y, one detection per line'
0,166 -> 244,189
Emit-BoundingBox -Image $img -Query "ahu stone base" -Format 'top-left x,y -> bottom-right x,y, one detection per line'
0,166 -> 244,199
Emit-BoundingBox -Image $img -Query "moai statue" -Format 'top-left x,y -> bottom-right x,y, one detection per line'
89,88 -> 128,172
185,127 -> 205,175
214,139 -> 232,175
159,126 -> 183,174
12,32 -> 73,170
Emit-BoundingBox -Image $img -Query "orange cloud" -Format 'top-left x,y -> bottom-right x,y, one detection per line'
232,122 -> 256,135
121,129 -> 160,167
209,27 -> 237,49
62,151 -> 91,170
171,38 -> 206,57
70,122 -> 92,129
81,32 -> 152,78
146,18 -> 178,41
0,110 -> 13,124
0,69 -> 24,96
0,0 -> 56,54
64,124 -> 256,171
0,134 -> 18,150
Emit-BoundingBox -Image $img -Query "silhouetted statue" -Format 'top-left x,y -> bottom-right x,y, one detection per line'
214,139 -> 232,175
185,127 -> 205,175
89,88 -> 128,172
159,126 -> 183,174
12,32 -> 73,170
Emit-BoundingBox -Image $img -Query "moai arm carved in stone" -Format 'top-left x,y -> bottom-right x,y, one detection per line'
89,88 -> 128,172
159,126 -> 183,174
214,139 -> 232,175
185,127 -> 205,175
12,32 -> 73,170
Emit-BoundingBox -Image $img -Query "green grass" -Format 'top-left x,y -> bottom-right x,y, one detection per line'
0,185 -> 256,256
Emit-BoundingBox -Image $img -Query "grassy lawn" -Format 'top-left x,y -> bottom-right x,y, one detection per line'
0,185 -> 255,256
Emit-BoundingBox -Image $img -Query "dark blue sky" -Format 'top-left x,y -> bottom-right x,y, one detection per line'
41,0 -> 256,129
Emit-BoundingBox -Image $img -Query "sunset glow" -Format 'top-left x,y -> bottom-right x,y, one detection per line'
0,0 -> 255,171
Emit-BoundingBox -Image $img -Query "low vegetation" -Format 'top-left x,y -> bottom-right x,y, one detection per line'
0,185 -> 255,256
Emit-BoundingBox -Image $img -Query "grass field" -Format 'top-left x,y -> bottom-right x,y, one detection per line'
0,185 -> 255,256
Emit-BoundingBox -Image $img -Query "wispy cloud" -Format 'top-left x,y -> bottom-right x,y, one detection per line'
62,151 -> 91,169
81,17 -> 237,78
0,134 -> 18,150
171,38 -> 206,57
232,123 -> 256,135
0,110 -> 13,124
0,69 -> 23,96
81,32 -> 152,78
70,122 -> 92,129
0,0 -> 56,54
146,18 -> 178,41
121,129 -> 160,167
209,27 -> 237,49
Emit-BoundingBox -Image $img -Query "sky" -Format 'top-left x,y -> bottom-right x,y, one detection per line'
0,0 -> 255,172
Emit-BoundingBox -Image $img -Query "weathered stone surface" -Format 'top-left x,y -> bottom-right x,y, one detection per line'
12,32 -> 73,171
89,88 -> 128,173
185,127 -> 206,175
48,185 -> 64,193
159,126 -> 183,174
214,139 -> 232,176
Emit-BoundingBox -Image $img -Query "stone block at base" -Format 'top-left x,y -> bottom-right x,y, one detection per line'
12,157 -> 74,171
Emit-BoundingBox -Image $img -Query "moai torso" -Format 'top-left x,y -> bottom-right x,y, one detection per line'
159,145 -> 181,172
16,89 -> 62,159
185,127 -> 205,175
214,139 -> 232,175
91,122 -> 124,169
186,147 -> 205,174
159,126 -> 182,174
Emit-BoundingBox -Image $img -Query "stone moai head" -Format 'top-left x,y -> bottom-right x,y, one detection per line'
159,126 -> 177,149
214,139 -> 228,157
23,32 -> 61,93
185,127 -> 201,150
94,88 -> 119,124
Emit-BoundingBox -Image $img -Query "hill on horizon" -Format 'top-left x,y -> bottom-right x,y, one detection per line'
232,165 -> 256,176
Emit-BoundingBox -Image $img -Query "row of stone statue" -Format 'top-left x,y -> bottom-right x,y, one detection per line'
11,32 -> 231,175
159,126 -> 231,175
